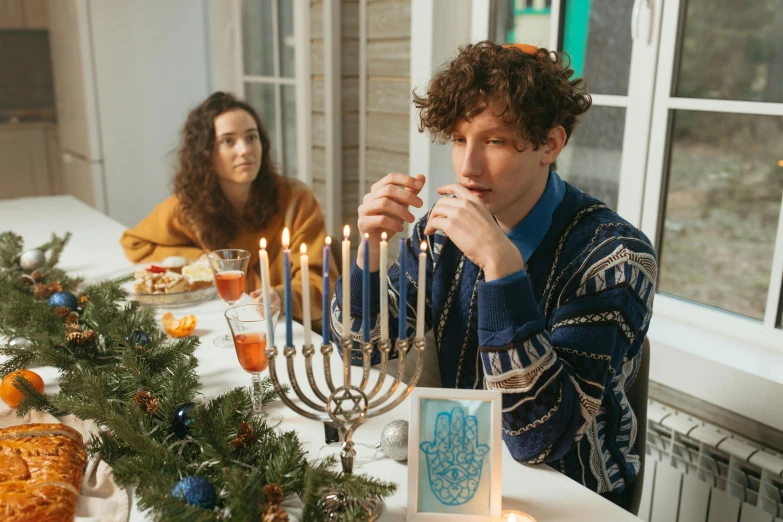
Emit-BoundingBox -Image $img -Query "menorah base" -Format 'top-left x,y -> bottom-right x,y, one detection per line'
318,490 -> 383,521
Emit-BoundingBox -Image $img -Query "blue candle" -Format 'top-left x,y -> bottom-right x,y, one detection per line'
362,234 -> 370,342
398,237 -> 407,340
283,228 -> 293,347
322,237 -> 331,343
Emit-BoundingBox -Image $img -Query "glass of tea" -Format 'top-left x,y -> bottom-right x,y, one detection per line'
208,249 -> 251,348
224,303 -> 283,426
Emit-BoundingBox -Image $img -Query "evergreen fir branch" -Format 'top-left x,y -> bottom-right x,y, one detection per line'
0,231 -> 24,268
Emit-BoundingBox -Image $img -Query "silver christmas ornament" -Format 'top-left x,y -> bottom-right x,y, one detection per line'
9,336 -> 32,348
20,249 -> 45,271
379,420 -> 408,461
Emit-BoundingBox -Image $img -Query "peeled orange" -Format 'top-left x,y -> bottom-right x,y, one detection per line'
1,370 -> 45,408
162,312 -> 198,338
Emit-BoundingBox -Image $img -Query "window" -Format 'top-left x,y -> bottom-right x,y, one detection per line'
237,0 -> 308,179
491,0 -> 783,349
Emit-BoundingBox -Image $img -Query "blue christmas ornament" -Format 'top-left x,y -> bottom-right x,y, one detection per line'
171,476 -> 216,509
129,330 -> 150,346
48,291 -> 78,311
172,402 -> 197,437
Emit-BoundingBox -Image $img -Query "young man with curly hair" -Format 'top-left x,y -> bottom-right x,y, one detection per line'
331,42 -> 656,507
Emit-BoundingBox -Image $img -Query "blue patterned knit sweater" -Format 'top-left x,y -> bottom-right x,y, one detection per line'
331,182 -> 657,494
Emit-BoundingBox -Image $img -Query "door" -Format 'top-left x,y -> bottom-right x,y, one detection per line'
61,152 -> 104,210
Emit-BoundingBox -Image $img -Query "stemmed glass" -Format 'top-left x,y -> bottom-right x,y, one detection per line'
208,249 -> 251,348
224,303 -> 284,427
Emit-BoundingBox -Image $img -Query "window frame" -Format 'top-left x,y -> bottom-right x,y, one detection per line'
639,0 -> 783,351
233,0 -> 312,184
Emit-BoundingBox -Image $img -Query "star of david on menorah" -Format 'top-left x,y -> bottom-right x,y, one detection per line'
258,227 -> 429,520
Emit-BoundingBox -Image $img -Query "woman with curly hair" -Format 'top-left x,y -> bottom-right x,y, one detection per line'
122,91 -> 337,330
332,42 -> 656,510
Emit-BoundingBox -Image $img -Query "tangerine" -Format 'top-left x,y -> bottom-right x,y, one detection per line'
1,370 -> 45,408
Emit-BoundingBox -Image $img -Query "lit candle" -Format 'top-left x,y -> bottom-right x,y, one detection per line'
282,228 -> 293,347
362,233 -> 370,342
342,226 -> 351,339
259,238 -> 274,348
300,243 -> 312,347
398,237 -> 407,341
379,232 -> 388,342
322,236 -> 331,344
416,241 -> 426,339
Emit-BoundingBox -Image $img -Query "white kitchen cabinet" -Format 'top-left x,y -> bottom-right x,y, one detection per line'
0,0 -> 24,28
0,123 -> 56,200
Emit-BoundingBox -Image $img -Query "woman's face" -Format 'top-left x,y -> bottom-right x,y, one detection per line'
212,109 -> 263,185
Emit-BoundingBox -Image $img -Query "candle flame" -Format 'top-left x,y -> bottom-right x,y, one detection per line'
420,241 -> 427,251
300,243 -> 307,254
282,228 -> 290,248
343,225 -> 350,239
364,233 -> 369,240
509,515 -> 517,522
260,238 -> 267,249
325,236 -> 332,246
381,232 -> 387,241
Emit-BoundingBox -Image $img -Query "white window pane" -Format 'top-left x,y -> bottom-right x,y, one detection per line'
562,0 -> 633,96
245,83 -> 280,170
658,111 -> 783,320
490,0 -> 551,47
243,0 -> 275,77
279,0 -> 295,78
557,106 -> 625,209
280,85 -> 297,177
675,0 -> 783,103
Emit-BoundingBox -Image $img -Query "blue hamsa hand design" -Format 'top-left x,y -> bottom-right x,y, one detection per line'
420,406 -> 490,505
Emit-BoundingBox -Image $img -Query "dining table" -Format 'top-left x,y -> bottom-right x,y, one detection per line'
0,195 -> 641,521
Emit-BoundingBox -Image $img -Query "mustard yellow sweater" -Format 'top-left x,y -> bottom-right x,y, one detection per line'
120,178 -> 337,331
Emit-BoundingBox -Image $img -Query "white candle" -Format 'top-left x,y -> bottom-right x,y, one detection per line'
342,225 -> 351,339
300,243 -> 312,347
379,232 -> 388,341
416,241 -> 427,339
259,238 -> 274,348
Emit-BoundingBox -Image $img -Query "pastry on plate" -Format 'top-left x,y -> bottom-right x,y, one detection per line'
0,423 -> 87,522
182,260 -> 214,291
161,256 -> 188,274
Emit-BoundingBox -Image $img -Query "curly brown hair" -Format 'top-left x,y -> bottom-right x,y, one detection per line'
172,92 -> 280,250
412,41 -> 592,167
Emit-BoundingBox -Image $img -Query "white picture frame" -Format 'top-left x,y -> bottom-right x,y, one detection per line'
407,387 -> 503,521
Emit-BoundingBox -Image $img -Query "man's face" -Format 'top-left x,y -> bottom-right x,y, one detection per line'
451,105 -> 553,228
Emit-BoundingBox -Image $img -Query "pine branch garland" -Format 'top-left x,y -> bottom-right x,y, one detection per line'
0,232 -> 397,521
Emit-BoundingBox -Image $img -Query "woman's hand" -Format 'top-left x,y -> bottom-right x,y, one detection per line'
423,184 -> 523,281
250,288 -> 282,311
356,172 -> 426,271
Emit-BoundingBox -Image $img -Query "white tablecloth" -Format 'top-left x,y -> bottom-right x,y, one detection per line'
0,195 -> 640,521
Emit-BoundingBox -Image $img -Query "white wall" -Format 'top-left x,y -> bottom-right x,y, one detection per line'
88,0 -> 211,227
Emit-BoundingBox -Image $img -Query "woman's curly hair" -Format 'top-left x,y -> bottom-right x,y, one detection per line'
173,92 -> 280,250
413,41 -> 592,162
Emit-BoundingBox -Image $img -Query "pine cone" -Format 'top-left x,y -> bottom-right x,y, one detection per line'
34,283 -> 53,298
30,270 -> 44,282
66,331 -> 85,344
263,483 -> 284,506
78,295 -> 89,307
66,322 -> 82,333
261,505 -> 288,522
65,311 -> 80,324
133,390 -> 160,415
229,422 -> 257,450
53,306 -> 70,319
83,329 -> 97,342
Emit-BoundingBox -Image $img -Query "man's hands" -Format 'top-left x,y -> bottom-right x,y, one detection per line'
423,184 -> 523,281
356,173 -> 426,272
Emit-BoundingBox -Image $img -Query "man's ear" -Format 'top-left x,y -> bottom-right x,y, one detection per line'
542,126 -> 567,166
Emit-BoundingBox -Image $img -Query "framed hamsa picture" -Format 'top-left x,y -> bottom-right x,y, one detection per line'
407,387 -> 502,521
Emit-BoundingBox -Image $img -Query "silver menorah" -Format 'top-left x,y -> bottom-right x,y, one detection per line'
265,333 -> 426,519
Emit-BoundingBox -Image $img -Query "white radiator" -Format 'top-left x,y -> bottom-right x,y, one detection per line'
640,401 -> 783,522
